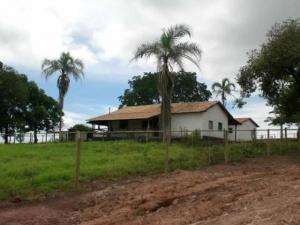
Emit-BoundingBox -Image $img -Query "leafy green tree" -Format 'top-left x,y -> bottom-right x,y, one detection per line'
119,71 -> 211,107
25,82 -> 62,143
132,24 -> 201,144
68,124 -> 93,132
237,19 -> 300,125
42,52 -> 84,135
119,72 -> 159,107
211,78 -> 235,106
0,63 -> 62,143
0,65 -> 28,143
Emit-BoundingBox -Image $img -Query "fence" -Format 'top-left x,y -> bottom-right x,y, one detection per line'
0,129 -> 299,198
1,128 -> 299,144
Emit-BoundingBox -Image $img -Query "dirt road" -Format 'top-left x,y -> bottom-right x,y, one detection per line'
1,155 -> 299,225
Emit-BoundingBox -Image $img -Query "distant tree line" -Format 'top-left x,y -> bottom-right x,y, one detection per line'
0,62 -> 62,143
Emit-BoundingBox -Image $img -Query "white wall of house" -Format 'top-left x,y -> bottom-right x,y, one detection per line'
171,104 -> 228,138
228,120 -> 257,141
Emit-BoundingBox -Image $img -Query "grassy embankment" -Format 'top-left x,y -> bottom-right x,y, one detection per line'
0,140 -> 299,200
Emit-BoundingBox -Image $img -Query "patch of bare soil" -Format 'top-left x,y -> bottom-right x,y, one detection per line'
1,155 -> 299,225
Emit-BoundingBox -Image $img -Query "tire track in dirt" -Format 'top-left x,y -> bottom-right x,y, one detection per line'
0,155 -> 299,225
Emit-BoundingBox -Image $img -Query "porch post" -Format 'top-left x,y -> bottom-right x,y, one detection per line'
146,119 -> 150,142
234,124 -> 237,142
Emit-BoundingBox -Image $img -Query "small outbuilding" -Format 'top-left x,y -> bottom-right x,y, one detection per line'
229,117 -> 259,141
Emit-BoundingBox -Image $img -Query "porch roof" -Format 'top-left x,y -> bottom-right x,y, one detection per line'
235,117 -> 259,127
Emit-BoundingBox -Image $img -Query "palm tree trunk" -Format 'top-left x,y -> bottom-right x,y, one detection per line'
34,129 -> 38,144
160,64 -> 172,144
58,89 -> 65,141
222,92 -> 225,106
4,126 -> 9,144
159,62 -> 173,172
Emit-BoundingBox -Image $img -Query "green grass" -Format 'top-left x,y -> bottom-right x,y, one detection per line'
0,140 -> 299,201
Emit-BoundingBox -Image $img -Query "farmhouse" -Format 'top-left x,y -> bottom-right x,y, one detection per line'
229,117 -> 259,141
87,101 -> 258,140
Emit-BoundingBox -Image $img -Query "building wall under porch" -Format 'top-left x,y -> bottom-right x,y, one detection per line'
105,117 -> 160,139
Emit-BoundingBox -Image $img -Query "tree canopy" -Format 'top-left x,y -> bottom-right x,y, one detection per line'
68,124 -> 93,132
0,63 -> 62,143
0,65 -> 28,143
237,19 -> 300,125
25,81 -> 62,143
119,71 -> 211,108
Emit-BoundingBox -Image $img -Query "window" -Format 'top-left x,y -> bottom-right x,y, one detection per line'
218,122 -> 223,131
119,120 -> 128,129
208,120 -> 213,130
228,128 -> 233,133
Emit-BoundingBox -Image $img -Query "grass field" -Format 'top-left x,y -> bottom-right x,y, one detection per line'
0,140 -> 299,201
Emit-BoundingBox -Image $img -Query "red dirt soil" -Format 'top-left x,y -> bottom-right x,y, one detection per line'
0,155 -> 299,225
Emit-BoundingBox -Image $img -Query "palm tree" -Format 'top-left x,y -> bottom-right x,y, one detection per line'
132,24 -> 201,144
42,52 -> 84,136
211,78 -> 235,106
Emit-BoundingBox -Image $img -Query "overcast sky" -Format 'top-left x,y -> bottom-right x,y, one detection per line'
0,0 -> 299,128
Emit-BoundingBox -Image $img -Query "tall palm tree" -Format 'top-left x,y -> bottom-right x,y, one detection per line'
42,52 -> 84,135
211,78 -> 235,106
132,24 -> 201,144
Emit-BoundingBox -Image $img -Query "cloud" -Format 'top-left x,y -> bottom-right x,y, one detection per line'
1,0 -> 298,82
63,111 -> 89,129
63,104 -> 118,129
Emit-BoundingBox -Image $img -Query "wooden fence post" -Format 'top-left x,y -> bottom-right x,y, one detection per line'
224,129 -> 229,164
191,131 -> 194,147
285,127 -> 287,141
253,129 -> 256,141
266,129 -> 270,156
266,140 -> 270,156
75,131 -> 81,189
45,132 -> 47,143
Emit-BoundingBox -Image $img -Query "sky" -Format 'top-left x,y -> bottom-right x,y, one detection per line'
0,0 -> 299,129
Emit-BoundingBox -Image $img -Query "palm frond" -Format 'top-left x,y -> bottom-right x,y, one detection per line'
211,82 -> 222,91
41,59 -> 61,79
165,24 -> 191,41
171,42 -> 201,69
131,42 -> 161,62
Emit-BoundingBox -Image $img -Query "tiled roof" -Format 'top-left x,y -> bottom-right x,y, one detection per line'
88,101 -> 221,122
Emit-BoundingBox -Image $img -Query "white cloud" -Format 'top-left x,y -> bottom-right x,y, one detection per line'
63,111 -> 89,129
1,0 -> 298,82
63,104 -> 118,129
